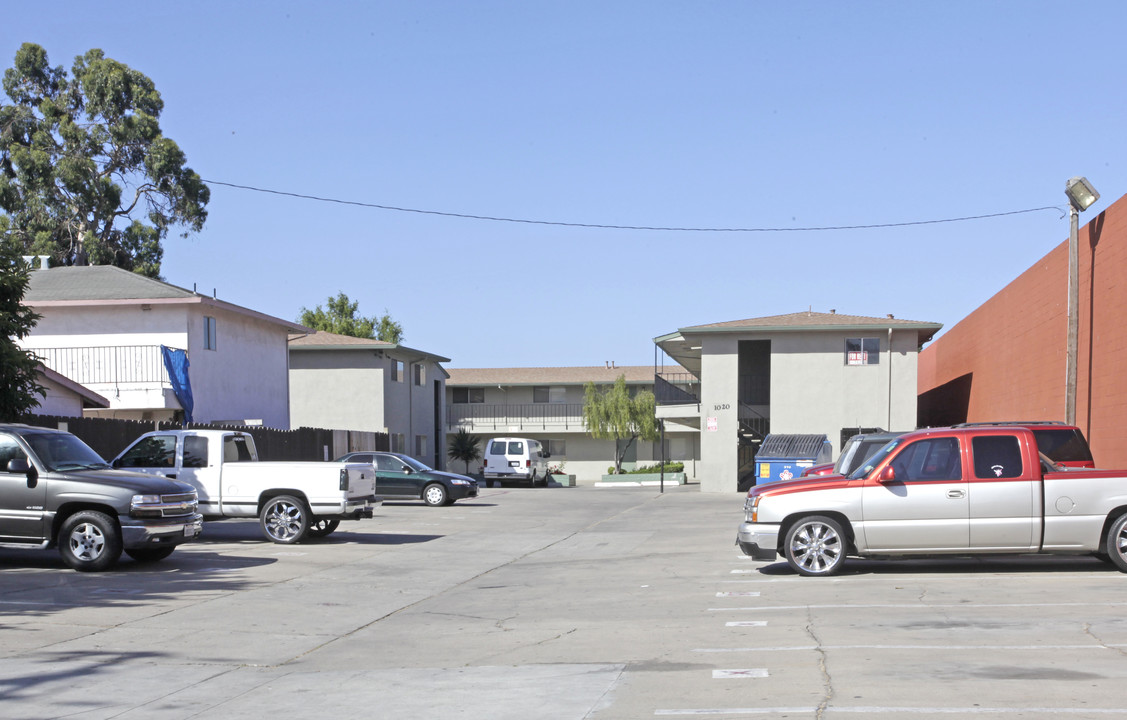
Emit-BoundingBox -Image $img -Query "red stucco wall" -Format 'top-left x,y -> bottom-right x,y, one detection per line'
919,194 -> 1127,468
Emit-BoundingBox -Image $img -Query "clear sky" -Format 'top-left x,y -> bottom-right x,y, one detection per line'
6,2 -> 1126,369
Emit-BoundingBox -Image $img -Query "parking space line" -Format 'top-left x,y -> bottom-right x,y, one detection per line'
715,591 -> 760,597
656,707 -> 1127,715
711,668 -> 768,679
708,601 -> 1127,611
725,621 -> 767,627
693,643 -> 1122,652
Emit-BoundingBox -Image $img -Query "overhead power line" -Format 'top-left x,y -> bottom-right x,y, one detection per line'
204,178 -> 1065,232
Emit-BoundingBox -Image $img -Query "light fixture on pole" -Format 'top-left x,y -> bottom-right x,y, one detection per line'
1064,176 -> 1099,425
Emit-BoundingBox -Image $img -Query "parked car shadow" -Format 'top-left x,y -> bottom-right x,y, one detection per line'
753,553 -> 1116,576
304,531 -> 443,545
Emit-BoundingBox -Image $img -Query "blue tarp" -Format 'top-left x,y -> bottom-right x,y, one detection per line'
160,346 -> 194,425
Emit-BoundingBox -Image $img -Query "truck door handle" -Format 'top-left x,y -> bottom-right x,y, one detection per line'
947,489 -> 965,499
165,473 -> 177,479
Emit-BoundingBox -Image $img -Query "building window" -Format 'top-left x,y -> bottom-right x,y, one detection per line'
533,386 -> 567,403
415,434 -> 427,457
845,337 -> 880,365
546,439 -> 566,457
391,359 -> 404,382
204,316 -> 217,351
414,364 -> 425,386
452,387 -> 485,404
390,433 -> 405,453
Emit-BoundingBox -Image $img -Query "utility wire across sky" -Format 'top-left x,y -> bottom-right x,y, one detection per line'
203,179 -> 1067,233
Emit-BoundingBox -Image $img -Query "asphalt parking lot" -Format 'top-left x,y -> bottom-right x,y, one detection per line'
3,484 -> 1127,720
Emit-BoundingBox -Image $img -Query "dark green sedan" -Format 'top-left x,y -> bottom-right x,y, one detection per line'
335,452 -> 479,506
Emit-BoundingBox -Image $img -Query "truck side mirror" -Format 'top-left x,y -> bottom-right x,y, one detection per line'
879,466 -> 896,483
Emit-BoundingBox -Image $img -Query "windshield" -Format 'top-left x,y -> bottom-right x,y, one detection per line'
24,432 -> 110,472
400,455 -> 432,472
848,438 -> 903,480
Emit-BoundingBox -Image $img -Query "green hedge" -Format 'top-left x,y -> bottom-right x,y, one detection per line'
608,462 -> 684,475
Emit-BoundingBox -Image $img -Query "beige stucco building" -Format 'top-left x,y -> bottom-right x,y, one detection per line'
444,365 -> 699,483
20,266 -> 303,428
288,331 -> 450,468
655,311 -> 942,492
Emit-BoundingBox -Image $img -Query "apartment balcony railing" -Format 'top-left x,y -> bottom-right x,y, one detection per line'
655,372 -> 700,405
447,403 -> 585,431
27,345 -> 173,387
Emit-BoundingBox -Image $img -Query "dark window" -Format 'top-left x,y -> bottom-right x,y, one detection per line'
453,387 -> 485,404
533,386 -> 549,403
204,316 -> 217,351
0,435 -> 27,470
183,436 -> 208,468
890,437 -> 961,482
223,435 -> 254,463
347,454 -> 374,464
972,435 -> 1024,479
489,441 -> 507,456
1031,428 -> 1094,464
507,441 -> 524,454
118,435 -> 176,468
845,337 -> 880,365
376,455 -> 406,472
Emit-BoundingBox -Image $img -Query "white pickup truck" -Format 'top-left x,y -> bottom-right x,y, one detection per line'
738,425 -> 1127,576
113,430 -> 378,544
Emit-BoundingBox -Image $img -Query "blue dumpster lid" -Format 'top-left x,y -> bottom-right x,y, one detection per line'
757,434 -> 829,459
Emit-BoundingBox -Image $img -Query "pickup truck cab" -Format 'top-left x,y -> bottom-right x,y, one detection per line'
738,425 -> 1127,576
0,424 -> 202,571
114,430 -> 377,544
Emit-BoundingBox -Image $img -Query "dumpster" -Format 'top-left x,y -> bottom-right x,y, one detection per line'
755,434 -> 833,484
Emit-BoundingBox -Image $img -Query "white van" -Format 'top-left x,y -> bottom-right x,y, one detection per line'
482,437 -> 549,487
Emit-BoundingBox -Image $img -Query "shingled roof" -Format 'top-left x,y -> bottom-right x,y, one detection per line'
446,365 -> 652,386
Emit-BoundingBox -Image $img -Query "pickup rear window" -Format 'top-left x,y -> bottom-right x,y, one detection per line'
972,435 -> 1023,479
1032,428 -> 1094,464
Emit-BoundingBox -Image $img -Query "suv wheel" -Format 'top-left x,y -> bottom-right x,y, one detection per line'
59,510 -> 123,572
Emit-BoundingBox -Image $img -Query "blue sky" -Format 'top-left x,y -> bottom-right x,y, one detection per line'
6,2 -> 1126,368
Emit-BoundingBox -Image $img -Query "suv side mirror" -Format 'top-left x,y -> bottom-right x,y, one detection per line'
879,466 -> 896,483
7,458 -> 30,474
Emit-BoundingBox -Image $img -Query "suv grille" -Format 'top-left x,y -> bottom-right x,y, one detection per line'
159,492 -> 198,517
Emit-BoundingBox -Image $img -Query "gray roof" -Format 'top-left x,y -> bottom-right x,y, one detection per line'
289,330 -> 452,365
447,366 -> 652,386
23,266 -> 308,332
24,266 -> 197,301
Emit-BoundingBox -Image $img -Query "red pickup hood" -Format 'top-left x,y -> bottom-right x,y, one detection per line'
749,474 -> 853,499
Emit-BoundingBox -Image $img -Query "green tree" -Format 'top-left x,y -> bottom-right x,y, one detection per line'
298,292 -> 403,343
0,245 -> 43,420
446,428 -> 481,474
582,374 -> 659,474
0,43 -> 208,278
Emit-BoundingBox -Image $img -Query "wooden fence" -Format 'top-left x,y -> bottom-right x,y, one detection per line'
18,414 -> 389,463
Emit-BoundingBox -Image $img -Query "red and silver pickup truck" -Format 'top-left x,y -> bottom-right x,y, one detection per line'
737,425 -> 1127,576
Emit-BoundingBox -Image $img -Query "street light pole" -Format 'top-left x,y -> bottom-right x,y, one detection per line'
1066,204 -> 1080,425
1063,176 -> 1100,426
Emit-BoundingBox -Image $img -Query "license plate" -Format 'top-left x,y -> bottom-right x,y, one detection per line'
184,525 -> 196,537
509,461 -> 519,467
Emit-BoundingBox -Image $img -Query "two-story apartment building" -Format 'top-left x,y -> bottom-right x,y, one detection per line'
20,266 -> 304,427
655,311 -> 942,492
288,330 -> 451,470
445,365 -> 700,483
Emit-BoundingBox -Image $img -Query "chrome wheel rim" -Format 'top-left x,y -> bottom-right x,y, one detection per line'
69,522 -> 106,561
265,501 -> 303,541
790,521 -> 842,574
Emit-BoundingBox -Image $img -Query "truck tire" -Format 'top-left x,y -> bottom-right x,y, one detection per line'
423,483 -> 447,507
125,547 -> 176,563
784,515 -> 847,577
260,495 -> 311,544
58,510 -> 124,572
307,519 -> 340,538
1105,512 -> 1127,572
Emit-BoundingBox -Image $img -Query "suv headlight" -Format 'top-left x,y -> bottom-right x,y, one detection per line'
131,494 -> 163,518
